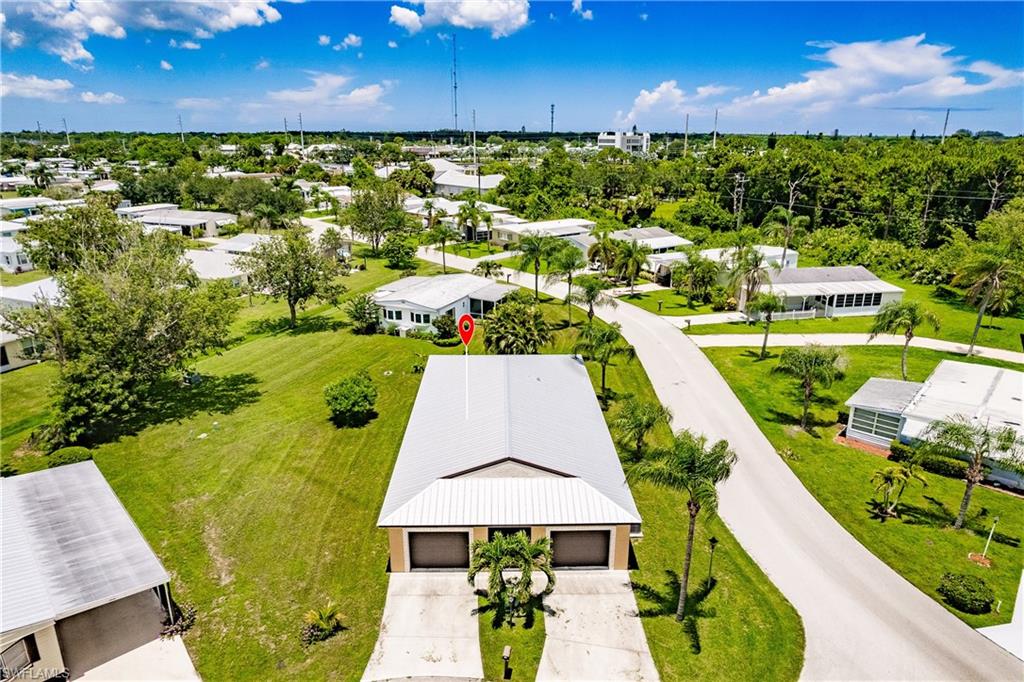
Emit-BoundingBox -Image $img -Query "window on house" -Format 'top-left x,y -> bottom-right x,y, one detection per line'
410,312 -> 432,324
1,635 -> 38,678
850,408 -> 902,441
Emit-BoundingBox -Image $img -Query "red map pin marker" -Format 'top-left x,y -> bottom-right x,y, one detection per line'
458,314 -> 475,346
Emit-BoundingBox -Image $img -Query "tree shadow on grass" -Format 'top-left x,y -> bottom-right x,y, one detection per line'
740,348 -> 779,363
767,408 -> 836,438
631,570 -> 717,654
475,593 -> 549,631
247,314 -> 345,337
97,372 -> 262,442
328,410 -> 378,429
898,496 -> 1021,547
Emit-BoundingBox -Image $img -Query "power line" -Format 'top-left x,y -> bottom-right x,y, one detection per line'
741,195 -> 984,226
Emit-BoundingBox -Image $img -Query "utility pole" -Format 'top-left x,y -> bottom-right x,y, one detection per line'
683,113 -> 689,156
451,33 -> 459,131
472,109 -> 480,196
712,109 -> 719,150
62,117 -> 71,147
284,117 -> 290,145
550,104 -> 555,134
36,121 -> 42,145
940,107 -> 951,145
298,112 -> 305,151
177,114 -> 185,144
730,172 -> 747,230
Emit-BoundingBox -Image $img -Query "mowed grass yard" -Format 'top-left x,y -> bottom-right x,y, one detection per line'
704,345 -> 1024,628
619,288 -> 716,317
0,268 -> 50,287
1,259 -> 803,681
686,275 -> 1024,352
441,240 -> 504,259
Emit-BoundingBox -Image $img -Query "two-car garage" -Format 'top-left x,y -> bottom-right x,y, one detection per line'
405,529 -> 613,571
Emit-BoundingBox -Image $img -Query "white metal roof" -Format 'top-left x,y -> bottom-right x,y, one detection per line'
137,209 -> 237,227
434,170 -> 505,190
611,227 -> 691,251
403,197 -> 509,216
374,274 -> 513,310
209,233 -> 273,254
115,203 -> 178,217
379,355 -> 641,527
184,249 -> 243,281
0,197 -> 57,210
0,220 -> 29,234
1,462 -> 170,635
497,218 -> 596,237
901,361 -> 1024,446
767,265 -> 903,298
845,378 -> 924,413
1,276 -> 61,306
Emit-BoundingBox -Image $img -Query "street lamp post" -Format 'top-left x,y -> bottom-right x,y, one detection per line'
707,536 -> 719,579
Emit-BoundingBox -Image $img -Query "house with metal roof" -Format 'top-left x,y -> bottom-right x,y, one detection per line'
767,265 -> 903,317
209,232 -> 273,255
183,249 -> 246,286
646,244 -> 799,284
433,170 -> 505,197
373,274 -> 513,334
845,361 -> 1024,488
492,218 -> 596,246
378,355 -> 641,571
135,209 -> 237,238
1,462 -> 192,679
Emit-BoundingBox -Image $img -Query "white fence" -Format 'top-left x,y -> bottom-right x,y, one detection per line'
747,308 -> 818,322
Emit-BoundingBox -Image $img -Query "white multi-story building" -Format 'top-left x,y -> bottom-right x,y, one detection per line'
597,130 -> 651,154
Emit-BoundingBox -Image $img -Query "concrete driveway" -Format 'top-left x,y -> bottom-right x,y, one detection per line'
537,571 -> 658,682
362,573 -> 483,681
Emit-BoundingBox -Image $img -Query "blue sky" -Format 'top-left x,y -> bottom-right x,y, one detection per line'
2,1 -> 1022,135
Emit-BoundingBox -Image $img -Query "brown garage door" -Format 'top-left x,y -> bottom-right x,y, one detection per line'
408,531 -> 470,570
551,530 -> 610,568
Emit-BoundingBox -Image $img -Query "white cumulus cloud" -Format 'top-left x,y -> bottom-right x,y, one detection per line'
266,72 -> 393,111
571,0 -> 593,21
389,1 -> 529,39
615,80 -> 732,126
160,59 -> 173,71
318,34 -> 331,46
80,90 -> 125,104
255,58 -> 270,70
176,97 -> 226,110
169,38 -> 201,49
387,40 -> 398,49
0,73 -> 74,101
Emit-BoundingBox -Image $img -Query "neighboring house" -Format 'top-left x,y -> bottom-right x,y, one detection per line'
403,197 -> 517,239
0,175 -> 34,191
433,170 -> 505,197
0,197 -> 58,218
1,462 -> 188,680
0,329 -> 43,374
845,360 -> 1024,489
0,220 -> 29,238
2,277 -> 61,309
646,245 -> 798,285
88,179 -> 121,193
209,233 -> 273,256
372,274 -> 513,333
492,218 -> 596,246
0,236 -> 33,273
183,249 -> 246,286
135,209 -> 237,238
1,277 -> 60,373
598,131 -> 651,154
378,355 -> 642,571
425,158 -> 466,178
572,226 -> 691,260
114,203 -> 179,220
766,265 -> 903,317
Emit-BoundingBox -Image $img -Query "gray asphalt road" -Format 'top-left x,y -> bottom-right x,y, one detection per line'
419,248 -> 1023,680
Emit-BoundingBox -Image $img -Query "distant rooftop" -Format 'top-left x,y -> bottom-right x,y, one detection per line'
374,273 -> 512,310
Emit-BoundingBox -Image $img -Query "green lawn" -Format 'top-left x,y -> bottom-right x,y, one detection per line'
0,269 -> 49,287
653,200 -> 684,222
704,345 -> 1024,628
619,289 -> 717,316
1,263 -> 803,681
478,596 -> 545,681
497,255 -> 556,276
686,275 -> 1024,352
440,241 -> 505,259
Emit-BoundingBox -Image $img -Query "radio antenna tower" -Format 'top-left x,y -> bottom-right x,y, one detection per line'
550,104 -> 555,133
284,117 -> 290,144
451,33 -> 459,131
177,114 -> 185,144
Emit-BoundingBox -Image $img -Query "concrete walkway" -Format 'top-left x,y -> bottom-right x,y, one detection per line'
538,572 -> 658,682
415,246 -> 1023,680
362,573 -> 483,681
689,332 -> 1024,364
662,311 -> 748,327
978,570 -> 1024,661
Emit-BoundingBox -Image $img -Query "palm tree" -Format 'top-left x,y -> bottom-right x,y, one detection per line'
518,234 -> 558,300
613,398 -> 673,460
952,244 -> 1023,355
922,417 -> 1023,529
30,165 -> 54,189
727,246 -> 777,311
868,301 -> 940,380
573,322 -> 635,403
546,244 -> 588,326
746,292 -> 785,359
871,462 -> 926,518
671,251 -> 718,307
611,239 -> 652,294
304,601 -> 343,635
773,345 -> 845,430
457,198 -> 485,242
467,531 -> 555,621
570,274 -> 617,324
424,222 -> 455,274
473,259 -> 504,280
587,226 -> 619,276
483,299 -> 552,354
761,206 -> 809,266
252,203 -> 279,233
628,429 -> 737,621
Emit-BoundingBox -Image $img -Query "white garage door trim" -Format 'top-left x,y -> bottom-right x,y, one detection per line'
547,526 -> 614,569
403,528 -> 472,572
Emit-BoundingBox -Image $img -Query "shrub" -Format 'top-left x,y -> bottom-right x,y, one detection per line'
937,573 -> 994,614
345,294 -> 380,334
836,409 -> 850,426
433,313 -> 457,340
47,446 -> 93,468
324,372 -> 378,426
709,286 -> 736,312
161,602 -> 197,638
406,328 -> 437,341
382,237 -> 416,270
888,441 -> 914,462
301,602 -> 344,646
920,455 -> 970,479
433,336 -> 462,347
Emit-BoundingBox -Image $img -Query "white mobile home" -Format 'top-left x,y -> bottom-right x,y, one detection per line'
0,236 -> 32,273
373,274 -> 513,333
492,218 -> 596,246
183,249 -> 246,286
433,170 -> 505,197
767,266 -> 903,317
209,233 -> 273,256
136,209 -> 237,238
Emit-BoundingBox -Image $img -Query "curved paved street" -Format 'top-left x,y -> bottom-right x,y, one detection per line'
418,248 -> 1023,680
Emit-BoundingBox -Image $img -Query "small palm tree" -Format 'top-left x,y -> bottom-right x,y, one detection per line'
518,234 -> 559,300
628,429 -> 738,621
304,601 -> 343,633
467,531 -> 555,622
868,301 -> 940,380
727,246 -> 777,311
611,239 -> 653,294
574,322 -> 635,403
252,203 -> 278,233
761,206 -> 809,265
473,259 -> 503,280
923,417 -> 1024,529
773,345 -> 845,430
671,250 -> 719,307
612,398 -> 673,460
457,198 -> 485,242
30,165 -> 54,189
570,274 -> 617,324
587,227 -> 619,276
746,292 -> 785,359
952,244 -> 1023,355
546,244 -> 588,326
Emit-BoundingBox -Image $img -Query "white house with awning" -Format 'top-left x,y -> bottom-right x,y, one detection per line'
492,218 -> 596,246
378,355 -> 641,571
767,265 -> 903,317
373,274 -> 513,333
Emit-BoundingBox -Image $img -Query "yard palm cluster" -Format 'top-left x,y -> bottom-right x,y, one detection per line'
467,531 -> 555,626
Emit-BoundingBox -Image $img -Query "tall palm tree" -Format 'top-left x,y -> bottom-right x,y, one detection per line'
252,202 -> 279,233
570,274 -> 617,324
746,292 -> 786,359
612,398 -> 673,460
868,301 -> 940,380
424,222 -> 455,273
923,417 -> 1023,529
467,531 -> 555,620
473,259 -> 504,280
573,322 -> 635,403
773,345 -> 845,430
587,226 -> 619,276
546,244 -> 588,326
671,251 -> 719,307
30,165 -> 54,189
628,429 -> 737,621
727,246 -> 777,311
457,198 -> 485,242
761,206 -> 809,266
611,239 -> 652,294
517,234 -> 558,300
952,244 -> 1023,355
